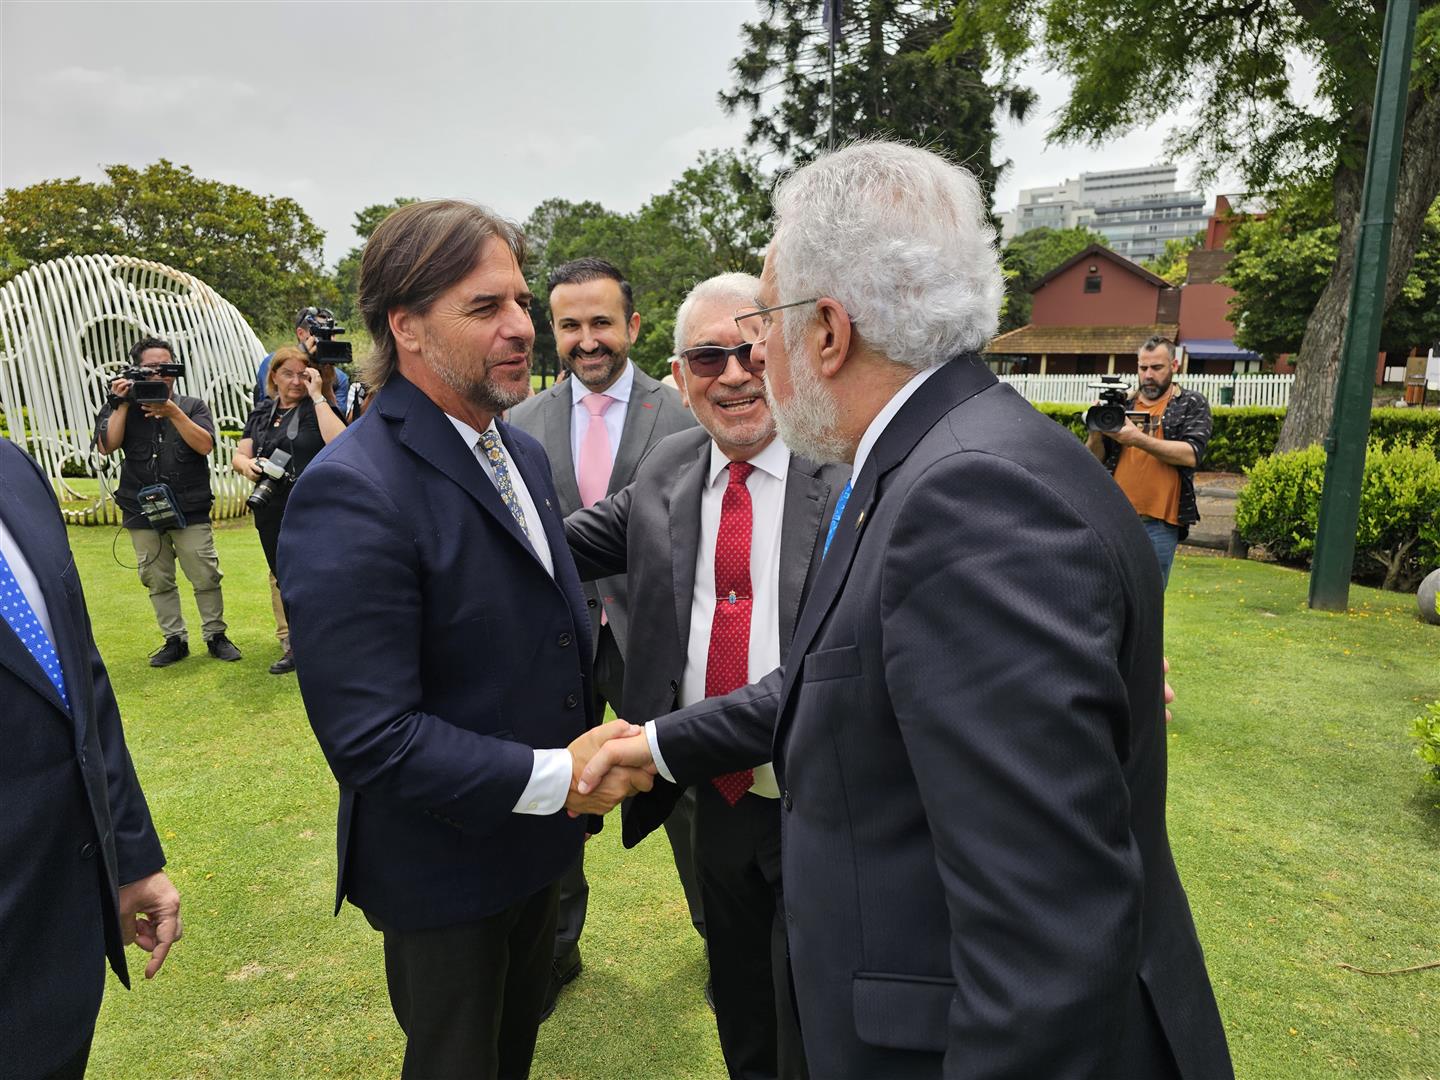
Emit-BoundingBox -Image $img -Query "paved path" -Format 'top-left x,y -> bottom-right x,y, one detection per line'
1184,472 -> 1245,553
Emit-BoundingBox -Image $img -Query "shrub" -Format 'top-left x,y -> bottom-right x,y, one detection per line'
1236,443 -> 1440,590
1412,701 -> 1440,787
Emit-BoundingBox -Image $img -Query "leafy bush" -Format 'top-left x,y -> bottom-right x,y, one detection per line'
1032,402 -> 1440,475
1236,443 -> 1440,590
1412,701 -> 1440,787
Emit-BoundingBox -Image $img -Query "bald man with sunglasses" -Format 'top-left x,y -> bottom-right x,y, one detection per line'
564,273 -> 849,1080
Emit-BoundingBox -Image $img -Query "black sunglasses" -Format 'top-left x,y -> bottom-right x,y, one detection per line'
679,341 -> 764,378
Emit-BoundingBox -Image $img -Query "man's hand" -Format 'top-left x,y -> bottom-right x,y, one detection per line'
108,377 -> 133,401
139,398 -> 182,423
564,720 -> 656,817
577,730 -> 656,796
1108,416 -> 1147,447
117,870 -> 182,979
1163,656 -> 1175,725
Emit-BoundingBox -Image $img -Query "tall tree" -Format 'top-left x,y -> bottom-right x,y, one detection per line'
1142,233 -> 1203,288
949,0 -> 1440,450
0,160 -> 331,335
720,0 -> 1035,198
998,225 -> 1106,331
1224,184 -> 1440,361
332,197 -> 419,325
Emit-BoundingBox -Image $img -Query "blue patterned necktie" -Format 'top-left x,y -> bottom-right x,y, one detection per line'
823,481 -> 853,558
478,429 -> 530,535
0,546 -> 70,710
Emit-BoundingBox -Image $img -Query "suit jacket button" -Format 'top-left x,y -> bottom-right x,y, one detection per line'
782,790 -> 793,811
587,598 -> 598,608
669,680 -> 678,694
79,841 -> 98,859
558,632 -> 572,647
565,693 -> 579,709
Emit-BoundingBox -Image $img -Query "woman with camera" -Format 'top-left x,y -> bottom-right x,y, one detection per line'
232,346 -> 346,673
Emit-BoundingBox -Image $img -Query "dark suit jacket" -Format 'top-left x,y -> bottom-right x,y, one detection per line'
651,357 -> 1233,1079
0,439 -> 166,1078
563,427 -> 848,844
508,366 -> 696,666
278,372 -> 596,932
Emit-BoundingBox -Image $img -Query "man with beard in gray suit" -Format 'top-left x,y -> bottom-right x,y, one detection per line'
578,142 -> 1233,1079
564,272 -> 846,1079
507,258 -> 700,1016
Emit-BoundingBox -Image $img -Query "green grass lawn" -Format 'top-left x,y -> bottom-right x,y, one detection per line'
71,525 -> 1439,1079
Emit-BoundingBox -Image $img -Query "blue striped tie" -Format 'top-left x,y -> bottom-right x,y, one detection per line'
0,547 -> 70,709
823,481 -> 852,558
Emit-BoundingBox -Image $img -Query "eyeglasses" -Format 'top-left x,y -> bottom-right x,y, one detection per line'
679,341 -> 763,378
734,298 -> 820,344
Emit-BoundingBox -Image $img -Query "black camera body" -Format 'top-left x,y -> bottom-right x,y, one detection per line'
299,311 -> 353,365
1085,377 -> 1153,435
118,363 -> 184,404
247,448 -> 294,511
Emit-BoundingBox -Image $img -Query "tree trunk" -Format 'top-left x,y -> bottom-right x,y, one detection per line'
1275,87 -> 1440,453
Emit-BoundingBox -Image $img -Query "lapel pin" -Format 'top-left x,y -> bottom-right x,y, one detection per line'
855,509 -> 866,529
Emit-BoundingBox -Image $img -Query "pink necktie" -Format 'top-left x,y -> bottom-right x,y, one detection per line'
708,462 -> 756,806
577,394 -> 615,508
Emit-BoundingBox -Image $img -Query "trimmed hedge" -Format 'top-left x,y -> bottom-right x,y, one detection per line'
1235,442 -> 1440,591
1033,402 -> 1440,473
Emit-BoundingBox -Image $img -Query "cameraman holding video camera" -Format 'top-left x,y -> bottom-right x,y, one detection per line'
233,346 -> 346,673
1086,335 -> 1212,588
95,335 -> 242,667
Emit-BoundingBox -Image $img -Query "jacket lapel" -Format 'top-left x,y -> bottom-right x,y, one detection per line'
667,439 -> 710,656
776,456 -> 832,660
611,368 -> 662,493
0,472 -> 78,721
380,374 -> 544,566
539,384 -> 583,515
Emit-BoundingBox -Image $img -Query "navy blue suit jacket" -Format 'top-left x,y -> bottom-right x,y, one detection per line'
653,357 -> 1233,1079
0,439 -> 165,1078
278,372 -> 596,932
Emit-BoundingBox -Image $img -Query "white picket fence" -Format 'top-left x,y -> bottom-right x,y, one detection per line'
999,373 -> 1294,408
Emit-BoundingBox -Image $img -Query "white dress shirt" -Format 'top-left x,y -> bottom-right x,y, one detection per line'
650,437 -> 791,798
568,360 -> 634,480
0,513 -> 59,652
649,367 -> 939,782
444,412 -> 573,814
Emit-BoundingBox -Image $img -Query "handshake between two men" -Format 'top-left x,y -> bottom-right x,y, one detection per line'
564,719 -> 659,818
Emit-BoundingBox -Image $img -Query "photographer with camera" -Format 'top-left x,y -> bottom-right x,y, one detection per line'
232,346 -> 346,673
255,306 -> 351,410
95,336 -> 242,666
1086,335 -> 1213,587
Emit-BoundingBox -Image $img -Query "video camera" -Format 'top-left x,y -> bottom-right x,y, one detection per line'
116,363 -> 185,404
1085,377 -> 1154,435
247,448 -> 294,511
298,309 -> 353,365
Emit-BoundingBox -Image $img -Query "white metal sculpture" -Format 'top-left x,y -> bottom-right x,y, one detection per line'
0,254 -> 264,523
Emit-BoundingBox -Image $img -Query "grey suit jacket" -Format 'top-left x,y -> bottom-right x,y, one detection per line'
648,357 -> 1232,1079
508,365 -> 696,666
563,425 -> 848,844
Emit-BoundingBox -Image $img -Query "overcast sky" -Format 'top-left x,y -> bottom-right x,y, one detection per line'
4,1 -> 1237,267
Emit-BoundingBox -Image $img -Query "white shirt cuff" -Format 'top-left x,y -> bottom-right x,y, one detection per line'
645,720 -> 676,784
513,748 -> 573,814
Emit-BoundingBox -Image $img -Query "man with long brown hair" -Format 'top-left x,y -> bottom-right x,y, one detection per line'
278,200 -> 651,1079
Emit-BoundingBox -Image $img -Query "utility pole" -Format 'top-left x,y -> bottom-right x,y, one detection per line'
825,0 -> 843,151
1308,0 -> 1419,611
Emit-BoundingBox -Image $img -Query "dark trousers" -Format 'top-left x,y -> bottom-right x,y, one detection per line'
695,783 -> 808,1080
367,882 -> 560,1080
42,1033 -> 93,1080
556,626 -> 706,960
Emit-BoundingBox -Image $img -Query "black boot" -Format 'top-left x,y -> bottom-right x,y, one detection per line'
206,633 -> 242,662
268,650 -> 295,675
149,636 -> 189,668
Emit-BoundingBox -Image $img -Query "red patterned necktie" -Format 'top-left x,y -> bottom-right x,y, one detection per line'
708,461 -> 756,806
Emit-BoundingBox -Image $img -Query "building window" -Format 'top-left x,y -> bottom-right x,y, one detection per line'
1084,274 -> 1102,293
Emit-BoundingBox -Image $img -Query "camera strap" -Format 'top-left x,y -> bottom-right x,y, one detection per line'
262,398 -> 305,457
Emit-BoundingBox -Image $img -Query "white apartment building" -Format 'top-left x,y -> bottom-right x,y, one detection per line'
1000,164 -> 1211,262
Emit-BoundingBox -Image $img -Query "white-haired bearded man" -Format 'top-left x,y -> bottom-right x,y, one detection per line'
580,140 -> 1233,1079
